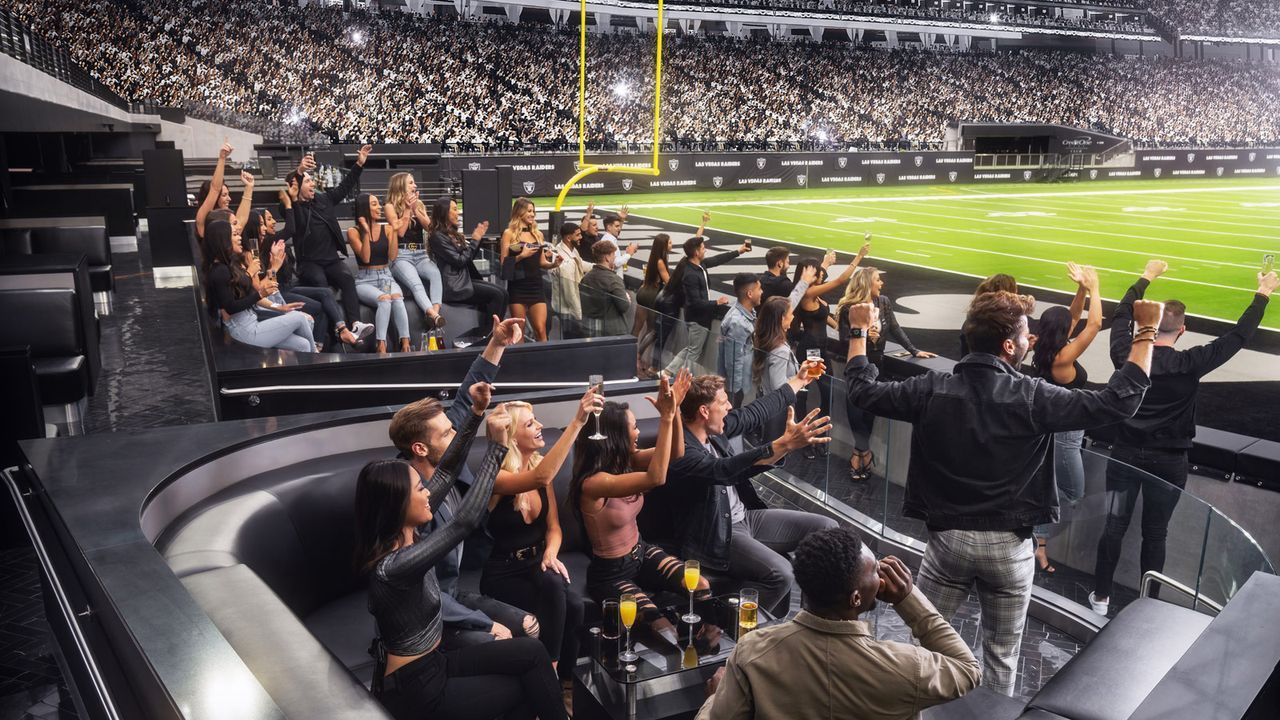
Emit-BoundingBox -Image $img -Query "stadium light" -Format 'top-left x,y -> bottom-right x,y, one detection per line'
350,30 -> 364,45
990,12 -> 1001,23
613,81 -> 631,98
816,130 -> 829,142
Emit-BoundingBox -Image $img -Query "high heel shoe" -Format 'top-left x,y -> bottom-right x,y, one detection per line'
1036,538 -> 1056,574
849,450 -> 875,481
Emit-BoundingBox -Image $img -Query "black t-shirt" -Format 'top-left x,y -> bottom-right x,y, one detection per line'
759,271 -> 794,303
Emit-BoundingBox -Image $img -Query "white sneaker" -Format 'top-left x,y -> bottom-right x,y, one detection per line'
1088,592 -> 1110,615
350,321 -> 375,341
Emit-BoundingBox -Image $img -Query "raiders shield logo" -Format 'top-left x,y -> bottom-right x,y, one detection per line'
712,176 -> 723,188
947,171 -> 958,183
1215,167 -> 1225,177
522,181 -> 535,194
1023,170 -> 1033,181
1186,153 -> 1196,163
875,173 -> 886,185
797,174 -> 807,186
1249,152 -> 1257,162
573,161 -> 581,171
668,159 -> 680,171
621,178 -> 633,191
1089,169 -> 1098,180
913,156 -> 924,168
756,158 -> 767,170
837,157 -> 848,168
1153,167 -> 1163,178
467,162 -> 481,171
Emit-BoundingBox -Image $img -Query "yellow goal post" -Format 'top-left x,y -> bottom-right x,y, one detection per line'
553,0 -> 665,211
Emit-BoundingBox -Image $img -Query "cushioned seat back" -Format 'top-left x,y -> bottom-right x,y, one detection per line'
161,448 -> 388,618
32,226 -> 110,266
2,228 -> 33,255
1,289 -> 81,357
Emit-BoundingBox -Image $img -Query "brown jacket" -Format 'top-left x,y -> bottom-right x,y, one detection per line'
695,588 -> 980,720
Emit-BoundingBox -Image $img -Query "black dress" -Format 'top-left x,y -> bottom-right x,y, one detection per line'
792,299 -> 833,419
505,236 -> 547,306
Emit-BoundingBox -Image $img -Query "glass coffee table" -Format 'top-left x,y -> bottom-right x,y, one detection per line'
572,595 -> 777,720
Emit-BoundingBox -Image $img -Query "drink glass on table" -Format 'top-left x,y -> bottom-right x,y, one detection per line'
619,593 -> 639,662
681,560 -> 701,624
805,348 -> 824,378
601,599 -> 620,641
588,374 -> 606,440
739,588 -> 759,636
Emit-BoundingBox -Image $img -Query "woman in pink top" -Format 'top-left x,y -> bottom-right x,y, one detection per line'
570,370 -> 711,626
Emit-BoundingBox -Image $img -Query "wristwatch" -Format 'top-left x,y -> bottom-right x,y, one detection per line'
849,327 -> 866,339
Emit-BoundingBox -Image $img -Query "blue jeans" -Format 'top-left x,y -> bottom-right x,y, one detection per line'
1034,429 -> 1087,540
224,308 -> 315,352
355,268 -> 409,342
392,249 -> 443,314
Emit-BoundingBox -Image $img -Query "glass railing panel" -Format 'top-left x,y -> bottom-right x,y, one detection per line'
1198,507 -> 1274,613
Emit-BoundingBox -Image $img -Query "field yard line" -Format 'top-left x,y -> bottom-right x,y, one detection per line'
764,203 -> 1259,269
818,199 -> 1275,257
706,207 -> 1260,292
568,184 -> 1280,211
629,212 -> 1279,331
943,194 -> 1280,236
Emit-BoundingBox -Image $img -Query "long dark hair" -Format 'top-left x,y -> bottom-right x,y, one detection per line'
242,209 -> 266,255
354,193 -> 376,242
1031,305 -> 1072,378
430,196 -> 462,244
203,220 -> 248,305
665,258 -> 690,303
569,401 -> 633,519
791,257 -> 825,288
642,234 -> 671,289
751,297 -> 791,385
353,459 -> 415,573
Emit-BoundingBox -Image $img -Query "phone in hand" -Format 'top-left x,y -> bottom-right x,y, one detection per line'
1264,254 -> 1275,276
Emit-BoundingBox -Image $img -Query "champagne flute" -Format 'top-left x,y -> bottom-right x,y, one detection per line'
681,560 -> 701,624
739,588 -> 759,636
588,374 -> 606,440
619,593 -> 639,662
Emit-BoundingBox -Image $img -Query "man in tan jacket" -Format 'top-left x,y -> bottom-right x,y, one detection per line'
696,527 -> 980,720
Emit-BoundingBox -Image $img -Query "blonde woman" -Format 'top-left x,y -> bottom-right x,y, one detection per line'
385,172 -> 445,328
837,266 -> 936,479
499,198 -> 562,341
481,390 -> 599,701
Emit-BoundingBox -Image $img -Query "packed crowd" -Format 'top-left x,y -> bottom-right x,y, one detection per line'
5,0 -> 1280,149
1151,0 -> 1280,39
230,148 -> 1270,717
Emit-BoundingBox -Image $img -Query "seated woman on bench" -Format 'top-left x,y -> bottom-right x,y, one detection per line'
355,391 -> 566,720
482,389 -> 599,700
570,370 -> 710,630
203,220 -> 316,352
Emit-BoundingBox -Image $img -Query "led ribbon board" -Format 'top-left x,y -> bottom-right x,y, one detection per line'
554,0 -> 666,210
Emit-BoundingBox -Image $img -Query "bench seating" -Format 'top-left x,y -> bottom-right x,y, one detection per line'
1,288 -> 92,408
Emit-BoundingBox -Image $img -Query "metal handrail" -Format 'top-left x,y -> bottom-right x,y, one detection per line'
219,376 -> 641,396
1,466 -> 121,720
1139,570 -> 1224,615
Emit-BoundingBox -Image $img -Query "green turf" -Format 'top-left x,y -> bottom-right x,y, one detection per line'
543,178 -> 1280,328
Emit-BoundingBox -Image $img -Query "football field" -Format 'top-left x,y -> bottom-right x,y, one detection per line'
552,178 -> 1280,329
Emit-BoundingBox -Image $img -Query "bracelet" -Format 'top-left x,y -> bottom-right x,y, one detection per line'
1136,325 -> 1158,335
1131,337 -> 1154,344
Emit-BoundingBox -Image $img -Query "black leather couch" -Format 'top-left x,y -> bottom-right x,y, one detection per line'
157,417 -> 663,715
0,288 -> 92,406
1,223 -> 114,294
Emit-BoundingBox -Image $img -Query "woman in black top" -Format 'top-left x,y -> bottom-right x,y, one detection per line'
836,266 -> 936,480
355,399 -> 565,720
203,220 -> 315,352
481,390 -> 598,706
635,230 -> 679,378
349,193 -> 412,353
1029,263 -> 1102,573
428,196 -> 507,322
500,198 -> 562,342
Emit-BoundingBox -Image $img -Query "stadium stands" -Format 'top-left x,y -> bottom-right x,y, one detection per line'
4,0 -> 1279,150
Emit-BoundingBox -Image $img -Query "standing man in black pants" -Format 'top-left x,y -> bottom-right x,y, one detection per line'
290,145 -> 373,333
1090,261 -> 1277,615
